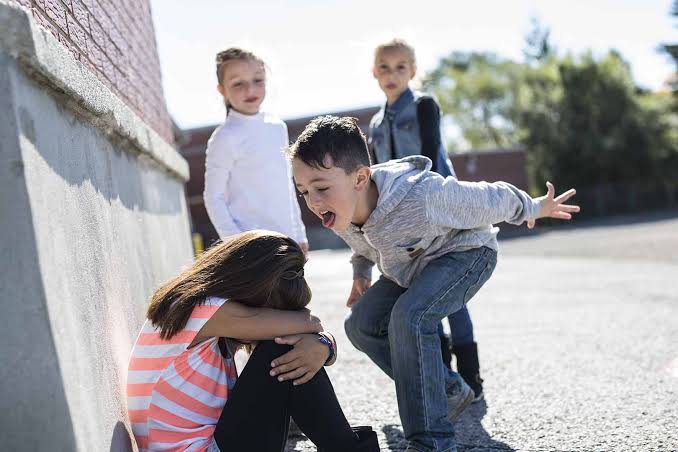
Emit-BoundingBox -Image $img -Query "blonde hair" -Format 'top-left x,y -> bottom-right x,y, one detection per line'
374,38 -> 416,64
215,47 -> 265,85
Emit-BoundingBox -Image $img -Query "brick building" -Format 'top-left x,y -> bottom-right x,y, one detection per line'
178,107 -> 528,249
11,0 -> 174,143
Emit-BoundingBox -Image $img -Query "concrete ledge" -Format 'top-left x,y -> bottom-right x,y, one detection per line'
0,0 -> 188,182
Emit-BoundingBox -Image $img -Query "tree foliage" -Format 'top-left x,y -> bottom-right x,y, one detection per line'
424,20 -> 678,203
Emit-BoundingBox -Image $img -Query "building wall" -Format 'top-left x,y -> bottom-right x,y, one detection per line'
0,3 -> 192,451
9,0 -> 173,143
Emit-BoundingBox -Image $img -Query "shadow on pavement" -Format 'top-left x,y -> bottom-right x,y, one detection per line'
382,400 -> 514,451
455,400 -> 514,451
382,424 -> 408,450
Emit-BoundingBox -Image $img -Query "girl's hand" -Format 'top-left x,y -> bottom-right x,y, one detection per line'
527,181 -> 580,229
270,334 -> 330,385
347,277 -> 371,307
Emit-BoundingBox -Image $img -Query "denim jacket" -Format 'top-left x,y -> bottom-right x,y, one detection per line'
368,89 -> 455,177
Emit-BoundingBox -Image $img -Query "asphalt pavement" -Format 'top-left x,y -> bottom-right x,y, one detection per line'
286,211 -> 678,451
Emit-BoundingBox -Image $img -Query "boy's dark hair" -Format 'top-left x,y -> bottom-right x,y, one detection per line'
286,116 -> 372,173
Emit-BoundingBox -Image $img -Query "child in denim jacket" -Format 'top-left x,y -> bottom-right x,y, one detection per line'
369,38 -> 482,400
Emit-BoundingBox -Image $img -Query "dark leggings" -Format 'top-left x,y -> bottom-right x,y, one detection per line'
212,340 -> 361,452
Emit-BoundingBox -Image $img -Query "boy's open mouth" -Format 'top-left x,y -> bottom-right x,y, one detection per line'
320,210 -> 336,228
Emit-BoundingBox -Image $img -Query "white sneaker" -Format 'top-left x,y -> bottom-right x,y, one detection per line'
447,379 -> 474,421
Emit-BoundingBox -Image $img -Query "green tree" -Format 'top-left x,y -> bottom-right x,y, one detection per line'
424,52 -> 525,150
661,0 -> 678,103
426,47 -> 678,207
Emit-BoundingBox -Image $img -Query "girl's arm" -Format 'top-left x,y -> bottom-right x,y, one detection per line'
196,301 -> 322,342
417,96 -> 442,173
203,133 -> 242,238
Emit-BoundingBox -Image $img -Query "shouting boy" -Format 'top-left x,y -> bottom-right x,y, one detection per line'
287,116 -> 579,452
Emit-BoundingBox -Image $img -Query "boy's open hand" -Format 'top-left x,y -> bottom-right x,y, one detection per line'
528,181 -> 580,229
347,277 -> 371,307
270,333 -> 329,385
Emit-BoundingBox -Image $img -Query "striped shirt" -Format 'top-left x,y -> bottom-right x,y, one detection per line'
127,297 -> 238,452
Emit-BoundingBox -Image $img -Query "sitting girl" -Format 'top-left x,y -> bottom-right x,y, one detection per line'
127,230 -> 378,451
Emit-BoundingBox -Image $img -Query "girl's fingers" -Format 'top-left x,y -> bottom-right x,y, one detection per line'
293,372 -> 313,386
274,335 -> 301,345
271,351 -> 299,368
276,366 -> 307,382
270,358 -> 302,376
554,189 -> 576,204
527,219 -> 535,229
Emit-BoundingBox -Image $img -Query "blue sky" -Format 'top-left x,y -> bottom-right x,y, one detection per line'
150,0 -> 677,130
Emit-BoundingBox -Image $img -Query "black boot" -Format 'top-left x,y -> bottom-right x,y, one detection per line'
453,342 -> 483,402
316,426 -> 379,451
440,329 -> 453,370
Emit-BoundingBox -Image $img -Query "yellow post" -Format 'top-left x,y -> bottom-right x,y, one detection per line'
192,233 -> 204,257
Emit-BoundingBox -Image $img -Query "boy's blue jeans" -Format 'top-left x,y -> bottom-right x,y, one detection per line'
345,247 -> 497,451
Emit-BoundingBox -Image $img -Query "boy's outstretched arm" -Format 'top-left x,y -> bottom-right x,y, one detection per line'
425,177 -> 578,229
527,181 -> 579,228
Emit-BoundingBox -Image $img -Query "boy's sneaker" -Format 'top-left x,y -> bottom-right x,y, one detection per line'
447,378 -> 475,422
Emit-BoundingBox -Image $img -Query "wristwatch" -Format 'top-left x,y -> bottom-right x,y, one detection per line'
317,333 -> 335,366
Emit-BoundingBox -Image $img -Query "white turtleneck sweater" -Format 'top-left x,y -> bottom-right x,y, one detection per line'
203,110 -> 307,244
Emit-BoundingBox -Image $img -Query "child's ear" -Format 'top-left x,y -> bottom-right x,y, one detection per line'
217,84 -> 226,97
354,166 -> 371,190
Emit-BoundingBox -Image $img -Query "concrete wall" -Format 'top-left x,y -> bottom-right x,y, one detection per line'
0,3 -> 193,451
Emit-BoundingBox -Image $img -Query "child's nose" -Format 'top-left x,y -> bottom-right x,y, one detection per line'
309,193 -> 322,209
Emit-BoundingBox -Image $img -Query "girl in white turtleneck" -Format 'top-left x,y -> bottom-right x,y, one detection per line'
204,47 -> 308,254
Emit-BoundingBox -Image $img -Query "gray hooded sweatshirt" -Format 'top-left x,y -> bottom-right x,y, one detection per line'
336,156 -> 543,288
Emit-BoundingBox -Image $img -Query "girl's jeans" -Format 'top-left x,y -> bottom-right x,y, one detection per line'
446,306 -> 474,346
344,247 -> 497,451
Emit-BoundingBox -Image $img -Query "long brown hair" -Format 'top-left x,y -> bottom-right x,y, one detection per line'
147,230 -> 311,339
